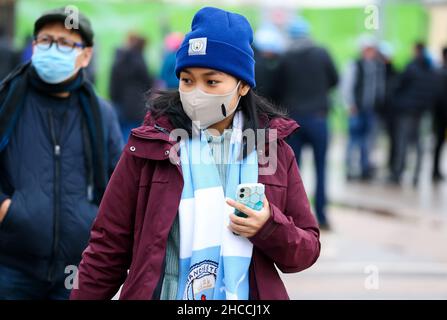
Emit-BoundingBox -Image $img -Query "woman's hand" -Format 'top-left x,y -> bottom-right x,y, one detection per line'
226,197 -> 271,238
0,199 -> 11,223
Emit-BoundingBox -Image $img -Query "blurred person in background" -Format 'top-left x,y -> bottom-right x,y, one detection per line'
390,42 -> 441,186
0,26 -> 20,81
377,41 -> 399,177
0,7 -> 123,299
253,23 -> 285,105
342,35 -> 385,182
109,32 -> 154,142
20,34 -> 34,63
84,49 -> 97,85
432,47 -> 447,183
276,17 -> 339,230
159,32 -> 184,90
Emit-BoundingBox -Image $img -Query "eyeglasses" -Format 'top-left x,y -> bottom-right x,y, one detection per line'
35,35 -> 85,53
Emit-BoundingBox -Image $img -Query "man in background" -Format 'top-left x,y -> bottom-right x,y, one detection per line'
0,26 -> 20,81
0,7 -> 123,299
109,32 -> 153,142
432,47 -> 447,183
277,17 -> 339,230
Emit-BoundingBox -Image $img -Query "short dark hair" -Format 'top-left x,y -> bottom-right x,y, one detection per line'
415,42 -> 425,53
34,7 -> 94,46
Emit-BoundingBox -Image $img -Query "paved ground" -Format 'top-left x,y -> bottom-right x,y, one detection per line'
282,134 -> 447,299
282,206 -> 447,299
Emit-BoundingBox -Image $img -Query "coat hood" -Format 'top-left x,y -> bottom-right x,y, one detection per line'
134,111 -> 299,141
127,112 -> 299,161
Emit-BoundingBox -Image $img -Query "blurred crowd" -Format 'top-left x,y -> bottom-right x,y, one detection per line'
1,15 -> 447,232
250,17 -> 447,230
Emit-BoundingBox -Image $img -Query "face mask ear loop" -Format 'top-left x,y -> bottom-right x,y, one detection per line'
235,81 -> 241,93
227,87 -> 242,120
235,81 -> 242,105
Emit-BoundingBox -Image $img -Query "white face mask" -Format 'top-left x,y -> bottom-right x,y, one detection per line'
179,81 -> 241,129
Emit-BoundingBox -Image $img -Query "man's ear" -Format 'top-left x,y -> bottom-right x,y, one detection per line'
239,82 -> 250,96
79,47 -> 93,68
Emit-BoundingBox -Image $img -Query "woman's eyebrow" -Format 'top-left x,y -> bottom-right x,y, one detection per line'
202,71 -> 224,76
181,69 -> 223,76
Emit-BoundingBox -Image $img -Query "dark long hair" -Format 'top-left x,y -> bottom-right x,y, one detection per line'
148,87 -> 286,134
147,88 -> 287,158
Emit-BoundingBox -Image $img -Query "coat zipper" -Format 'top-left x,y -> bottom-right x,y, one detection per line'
154,124 -> 171,136
47,110 -> 67,282
131,124 -> 173,142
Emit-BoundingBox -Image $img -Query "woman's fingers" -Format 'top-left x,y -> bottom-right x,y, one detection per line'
229,211 -> 250,226
226,198 -> 257,217
226,196 -> 271,238
228,222 -> 253,235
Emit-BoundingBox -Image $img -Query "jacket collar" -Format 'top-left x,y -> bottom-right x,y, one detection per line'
127,112 -> 299,160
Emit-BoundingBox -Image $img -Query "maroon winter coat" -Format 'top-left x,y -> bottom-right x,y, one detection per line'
70,112 -> 320,300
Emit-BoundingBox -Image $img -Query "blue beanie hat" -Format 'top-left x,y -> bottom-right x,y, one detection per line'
175,7 -> 256,88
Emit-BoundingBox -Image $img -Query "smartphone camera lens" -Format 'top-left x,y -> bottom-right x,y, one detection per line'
240,188 -> 245,193
239,194 -> 244,198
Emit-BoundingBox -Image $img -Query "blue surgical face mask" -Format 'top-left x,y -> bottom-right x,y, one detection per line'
31,45 -> 82,84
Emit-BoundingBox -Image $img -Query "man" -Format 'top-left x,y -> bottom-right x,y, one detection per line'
109,32 -> 153,142
377,42 -> 399,177
342,35 -> 386,182
0,7 -> 123,299
253,23 -> 285,105
276,17 -> 339,230
433,47 -> 447,182
0,26 -> 20,81
391,42 -> 440,185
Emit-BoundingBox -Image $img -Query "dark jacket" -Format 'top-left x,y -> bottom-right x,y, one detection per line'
70,113 -> 321,300
0,39 -> 20,81
0,81 -> 123,282
378,61 -> 399,118
434,66 -> 447,122
109,48 -> 153,123
254,49 -> 282,104
394,58 -> 441,114
353,58 -> 386,112
277,39 -> 338,117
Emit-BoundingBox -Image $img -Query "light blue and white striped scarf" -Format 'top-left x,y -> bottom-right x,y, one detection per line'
177,111 -> 258,300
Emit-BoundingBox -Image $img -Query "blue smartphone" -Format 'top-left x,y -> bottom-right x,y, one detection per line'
234,183 -> 265,218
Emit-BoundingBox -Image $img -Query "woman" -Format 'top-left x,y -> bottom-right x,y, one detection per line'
70,7 -> 320,300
